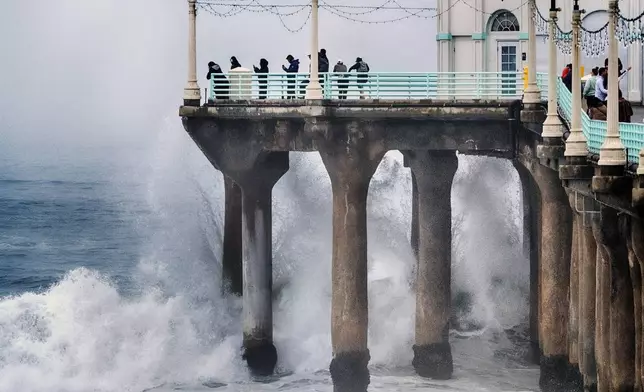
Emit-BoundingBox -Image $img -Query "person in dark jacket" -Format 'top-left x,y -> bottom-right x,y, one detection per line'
333,59 -> 348,99
206,61 -> 229,100
254,58 -> 269,99
319,49 -> 330,90
230,56 -> 242,70
282,55 -> 300,99
349,57 -> 370,99
618,89 -> 633,123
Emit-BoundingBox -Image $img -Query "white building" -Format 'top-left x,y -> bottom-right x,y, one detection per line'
436,0 -> 644,103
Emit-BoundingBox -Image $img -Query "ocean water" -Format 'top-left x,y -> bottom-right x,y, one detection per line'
0,119 -> 539,392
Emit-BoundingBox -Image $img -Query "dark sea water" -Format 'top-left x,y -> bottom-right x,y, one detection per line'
0,129 -> 539,392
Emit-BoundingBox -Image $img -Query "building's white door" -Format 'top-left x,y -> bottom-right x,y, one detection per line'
498,41 -> 520,96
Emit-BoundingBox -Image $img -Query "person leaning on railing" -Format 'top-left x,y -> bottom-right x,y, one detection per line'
207,61 -> 229,100
583,67 -> 601,109
333,59 -> 349,100
282,55 -> 300,99
253,59 -> 269,99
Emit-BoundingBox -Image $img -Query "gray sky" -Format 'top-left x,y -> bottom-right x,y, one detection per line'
0,0 -> 437,154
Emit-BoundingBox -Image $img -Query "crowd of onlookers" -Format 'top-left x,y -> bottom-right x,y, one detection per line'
205,50 -> 371,100
563,57 -> 634,123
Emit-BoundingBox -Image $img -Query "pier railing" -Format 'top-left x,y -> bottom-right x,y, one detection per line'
556,76 -> 644,165
207,71 -> 533,102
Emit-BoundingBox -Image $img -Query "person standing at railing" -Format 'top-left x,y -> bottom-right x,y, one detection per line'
595,67 -> 608,105
349,57 -> 370,99
583,67 -> 600,109
282,55 -> 300,99
206,61 -> 229,100
561,63 -> 572,79
230,56 -> 242,70
334,60 -> 348,100
253,59 -> 269,99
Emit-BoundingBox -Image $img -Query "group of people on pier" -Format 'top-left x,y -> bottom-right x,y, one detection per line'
563,58 -> 634,123
206,50 -> 371,100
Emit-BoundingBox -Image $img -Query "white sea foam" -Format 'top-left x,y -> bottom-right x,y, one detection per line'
0,120 -> 535,392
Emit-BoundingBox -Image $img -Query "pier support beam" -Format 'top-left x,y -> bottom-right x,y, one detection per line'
223,176 -> 243,296
514,161 -> 541,364
567,192 -> 582,387
232,152 -> 289,376
632,183 -> 644,390
320,141 -> 385,392
593,207 -> 635,392
533,164 -> 574,391
406,150 -> 458,380
579,211 -> 597,392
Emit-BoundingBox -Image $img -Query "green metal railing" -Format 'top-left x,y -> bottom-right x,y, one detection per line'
207,71 -> 528,102
554,74 -> 644,164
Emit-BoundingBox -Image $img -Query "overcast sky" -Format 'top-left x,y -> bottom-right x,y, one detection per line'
0,0 -> 437,154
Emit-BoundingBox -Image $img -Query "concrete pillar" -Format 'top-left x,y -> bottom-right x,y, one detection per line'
411,171 -> 419,261
320,143 -> 385,392
564,2 -> 587,158
533,164 -> 574,391
593,207 -> 635,392
567,192 -> 581,377
406,151 -> 458,380
235,152 -> 289,377
594,223 -> 611,392
305,0 -> 322,99
223,176 -> 243,296
627,227 -> 642,392
523,0 -> 541,105
542,4 -> 564,139
514,161 -> 542,364
579,212 -> 597,392
598,0 -> 627,168
183,0 -> 201,106
633,217 -> 644,390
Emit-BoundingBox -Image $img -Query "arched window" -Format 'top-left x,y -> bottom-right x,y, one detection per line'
490,11 -> 520,32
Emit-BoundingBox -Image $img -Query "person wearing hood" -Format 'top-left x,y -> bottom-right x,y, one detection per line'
318,49 -> 330,91
206,61 -> 229,100
333,59 -> 348,99
254,58 -> 269,99
282,55 -> 300,99
230,56 -> 242,70
349,57 -> 370,99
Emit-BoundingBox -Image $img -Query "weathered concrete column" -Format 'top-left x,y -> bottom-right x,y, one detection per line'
514,161 -> 542,364
320,141 -> 385,392
579,211 -> 597,392
533,164 -> 574,391
223,176 -> 243,296
406,150 -> 458,380
593,207 -> 635,392
411,171 -> 419,261
594,223 -> 611,392
627,224 -> 642,392
633,182 -> 644,390
567,192 -> 581,381
234,152 -> 289,376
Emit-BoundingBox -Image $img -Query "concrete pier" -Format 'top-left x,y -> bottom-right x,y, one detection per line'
223,176 -> 243,295
593,207 -> 635,392
320,140 -> 385,392
633,217 -> 644,390
411,171 -> 419,261
627,228 -> 642,392
406,150 -> 458,380
533,164 -> 574,391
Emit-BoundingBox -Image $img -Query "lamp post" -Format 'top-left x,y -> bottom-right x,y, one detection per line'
598,0 -> 627,166
565,0 -> 587,157
524,0 -> 541,105
183,0 -> 201,106
542,0 -> 564,138
305,0 -> 323,99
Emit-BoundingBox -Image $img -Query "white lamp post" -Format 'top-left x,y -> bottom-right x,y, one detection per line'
598,0 -> 627,167
564,0 -> 588,157
524,0 -> 542,105
183,0 -> 201,106
542,0 -> 564,139
305,0 -> 323,99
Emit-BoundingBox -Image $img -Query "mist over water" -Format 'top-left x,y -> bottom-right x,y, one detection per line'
0,117 -> 536,391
